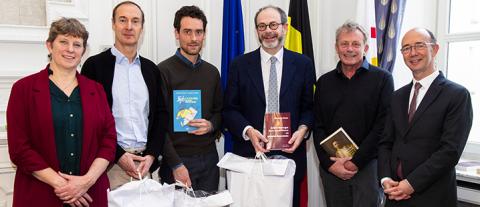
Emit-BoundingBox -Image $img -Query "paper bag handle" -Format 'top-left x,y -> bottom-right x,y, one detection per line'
255,152 -> 268,162
175,180 -> 197,198
129,171 -> 143,182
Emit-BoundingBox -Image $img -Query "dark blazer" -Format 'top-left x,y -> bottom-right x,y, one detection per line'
7,67 -> 116,207
378,73 -> 473,207
223,48 -> 315,181
81,49 -> 168,168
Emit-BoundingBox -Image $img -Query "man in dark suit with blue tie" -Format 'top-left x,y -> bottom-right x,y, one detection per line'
223,5 -> 315,207
378,28 -> 473,207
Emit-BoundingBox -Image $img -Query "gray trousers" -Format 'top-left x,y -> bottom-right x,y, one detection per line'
107,162 -> 151,190
319,159 -> 384,207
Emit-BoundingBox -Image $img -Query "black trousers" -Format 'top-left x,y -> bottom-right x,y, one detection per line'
159,149 -> 220,192
319,159 -> 383,207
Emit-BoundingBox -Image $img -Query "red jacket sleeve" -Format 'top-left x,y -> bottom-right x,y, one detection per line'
94,83 -> 117,162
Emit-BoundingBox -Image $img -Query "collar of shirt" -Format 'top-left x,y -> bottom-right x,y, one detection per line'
260,47 -> 284,65
409,70 -> 440,110
175,48 -> 203,69
111,45 -> 140,65
335,57 -> 370,77
412,70 -> 439,89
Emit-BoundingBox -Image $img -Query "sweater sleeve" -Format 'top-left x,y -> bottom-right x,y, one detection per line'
208,72 -> 223,136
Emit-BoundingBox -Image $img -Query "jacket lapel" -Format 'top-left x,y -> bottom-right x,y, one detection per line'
32,67 -> 59,169
398,84 -> 411,138
280,50 -> 295,98
405,74 -> 445,135
78,75 -> 96,171
246,49 -> 266,104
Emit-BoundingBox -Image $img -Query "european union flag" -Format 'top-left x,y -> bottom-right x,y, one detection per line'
221,0 -> 244,152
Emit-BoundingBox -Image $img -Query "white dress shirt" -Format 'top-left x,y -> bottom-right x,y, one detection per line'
111,46 -> 150,150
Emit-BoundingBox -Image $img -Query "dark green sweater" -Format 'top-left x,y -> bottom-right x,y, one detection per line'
158,54 -> 222,168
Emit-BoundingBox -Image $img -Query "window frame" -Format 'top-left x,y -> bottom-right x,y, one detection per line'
437,0 -> 480,159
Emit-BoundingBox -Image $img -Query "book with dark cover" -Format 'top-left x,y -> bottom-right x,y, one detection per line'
264,112 -> 291,150
319,127 -> 358,158
173,90 -> 202,132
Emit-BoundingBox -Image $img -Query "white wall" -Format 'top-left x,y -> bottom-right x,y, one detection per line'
0,0 -> 439,207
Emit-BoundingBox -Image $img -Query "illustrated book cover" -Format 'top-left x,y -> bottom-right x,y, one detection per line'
173,90 -> 202,132
319,127 -> 358,158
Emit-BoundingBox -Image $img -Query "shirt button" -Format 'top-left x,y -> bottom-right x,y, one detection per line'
69,171 -> 73,175
70,114 -> 74,117
67,99 -> 70,102
70,133 -> 74,137
70,153 -> 74,156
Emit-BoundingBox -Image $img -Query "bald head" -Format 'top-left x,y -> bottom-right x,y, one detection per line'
402,28 -> 436,46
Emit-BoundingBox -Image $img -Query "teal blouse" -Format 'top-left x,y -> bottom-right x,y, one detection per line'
49,81 -> 83,175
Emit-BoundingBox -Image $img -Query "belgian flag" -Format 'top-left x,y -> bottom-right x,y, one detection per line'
285,1 -> 314,206
285,0 -> 315,70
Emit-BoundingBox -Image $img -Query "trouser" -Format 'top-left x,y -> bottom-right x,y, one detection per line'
159,149 -> 220,192
319,159 -> 384,207
107,148 -> 151,190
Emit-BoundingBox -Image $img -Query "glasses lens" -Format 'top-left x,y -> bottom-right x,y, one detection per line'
269,22 -> 279,30
401,46 -> 411,54
257,24 -> 266,31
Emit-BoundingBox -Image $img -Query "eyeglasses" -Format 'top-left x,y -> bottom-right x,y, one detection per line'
400,42 -> 435,54
256,22 -> 283,31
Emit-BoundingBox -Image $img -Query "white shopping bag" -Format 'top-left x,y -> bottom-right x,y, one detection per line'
173,188 -> 233,207
217,152 -> 296,207
108,178 -> 175,207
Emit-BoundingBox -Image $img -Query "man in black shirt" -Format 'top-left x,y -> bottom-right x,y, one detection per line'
313,21 -> 394,207
157,5 -> 222,191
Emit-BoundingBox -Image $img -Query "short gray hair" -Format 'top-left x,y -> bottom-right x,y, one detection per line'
335,20 -> 368,44
254,5 -> 287,26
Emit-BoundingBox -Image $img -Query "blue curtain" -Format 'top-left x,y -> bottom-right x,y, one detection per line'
375,0 -> 407,72
221,0 -> 244,152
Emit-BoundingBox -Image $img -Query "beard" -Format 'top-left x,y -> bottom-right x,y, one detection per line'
259,32 -> 285,49
180,42 -> 202,56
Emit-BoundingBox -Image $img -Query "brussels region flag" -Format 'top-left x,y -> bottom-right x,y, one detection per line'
356,0 -> 378,66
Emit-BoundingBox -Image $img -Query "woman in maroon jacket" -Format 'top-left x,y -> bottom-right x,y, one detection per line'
7,17 -> 116,207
